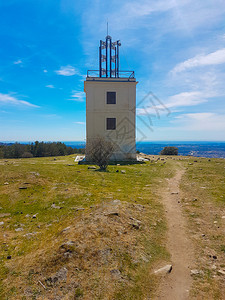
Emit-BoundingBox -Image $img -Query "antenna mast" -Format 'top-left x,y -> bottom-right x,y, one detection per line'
99,29 -> 121,78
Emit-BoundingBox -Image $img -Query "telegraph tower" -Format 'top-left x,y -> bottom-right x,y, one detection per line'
84,34 -> 137,161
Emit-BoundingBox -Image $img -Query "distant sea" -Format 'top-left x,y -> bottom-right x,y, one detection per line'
1,141 -> 225,159
64,141 -> 225,159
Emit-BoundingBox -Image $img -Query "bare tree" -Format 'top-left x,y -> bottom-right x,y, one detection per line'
86,137 -> 116,170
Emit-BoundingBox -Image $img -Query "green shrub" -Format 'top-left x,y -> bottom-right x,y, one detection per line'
160,146 -> 178,155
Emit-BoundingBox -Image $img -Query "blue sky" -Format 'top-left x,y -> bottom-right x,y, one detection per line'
0,0 -> 225,142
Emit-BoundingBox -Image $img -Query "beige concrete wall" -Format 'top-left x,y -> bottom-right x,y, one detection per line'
84,77 -> 137,161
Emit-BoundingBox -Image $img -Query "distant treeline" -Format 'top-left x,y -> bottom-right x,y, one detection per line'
0,141 -> 85,159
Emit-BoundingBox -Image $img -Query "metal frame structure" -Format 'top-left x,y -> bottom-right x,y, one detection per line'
99,35 -> 122,78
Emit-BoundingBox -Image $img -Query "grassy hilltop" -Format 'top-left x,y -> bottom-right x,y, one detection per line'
0,155 -> 224,299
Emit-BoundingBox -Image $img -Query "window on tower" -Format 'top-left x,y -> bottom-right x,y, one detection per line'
107,92 -> 116,104
106,118 -> 116,130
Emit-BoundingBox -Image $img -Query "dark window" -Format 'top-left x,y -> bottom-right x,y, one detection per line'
106,118 -> 116,130
107,92 -> 116,104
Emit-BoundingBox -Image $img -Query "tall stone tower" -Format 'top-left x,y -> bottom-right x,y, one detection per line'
84,35 -> 137,161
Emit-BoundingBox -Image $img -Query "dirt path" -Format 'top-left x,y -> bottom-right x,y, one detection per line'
156,166 -> 194,300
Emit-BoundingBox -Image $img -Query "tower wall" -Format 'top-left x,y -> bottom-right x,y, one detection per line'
84,77 -> 137,161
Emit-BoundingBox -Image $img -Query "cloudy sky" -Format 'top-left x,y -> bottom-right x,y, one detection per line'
0,0 -> 225,142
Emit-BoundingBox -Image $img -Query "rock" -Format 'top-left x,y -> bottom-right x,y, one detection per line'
0,221 -> 4,225
25,214 -> 30,218
140,255 -> 150,262
45,267 -> 68,286
75,207 -> 85,211
218,269 -> 225,276
19,187 -> 27,190
30,172 -> 40,176
23,232 -> 37,238
213,255 -> 217,259
15,227 -> 24,232
129,218 -> 141,229
116,170 -> 119,173
62,226 -> 71,232
51,203 -> 61,209
190,269 -> 203,276
0,213 -> 11,217
88,166 -> 96,169
112,199 -> 121,205
4,182 -> 9,185
32,214 -> 38,218
192,198 -> 198,202
59,242 -> 76,255
7,255 -> 11,259
154,264 -> 172,274
135,204 -> 145,210
188,163 -> 193,165
171,192 -> 179,195
121,170 -> 126,174
110,269 -> 121,279
105,212 -> 119,216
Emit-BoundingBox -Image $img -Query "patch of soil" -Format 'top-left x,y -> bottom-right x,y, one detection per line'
156,167 -> 195,300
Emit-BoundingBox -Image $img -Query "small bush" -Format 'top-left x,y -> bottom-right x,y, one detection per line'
22,152 -> 33,158
160,146 -> 178,155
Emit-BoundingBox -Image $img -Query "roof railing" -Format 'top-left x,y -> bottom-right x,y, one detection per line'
87,70 -> 135,78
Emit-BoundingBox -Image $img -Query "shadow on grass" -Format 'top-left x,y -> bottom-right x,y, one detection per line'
79,160 -> 145,166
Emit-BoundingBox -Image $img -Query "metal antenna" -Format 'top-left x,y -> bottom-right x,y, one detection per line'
107,21 -> 108,36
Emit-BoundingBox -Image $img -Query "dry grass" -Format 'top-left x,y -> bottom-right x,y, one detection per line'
0,155 -> 174,299
180,157 -> 225,299
1,154 -> 224,299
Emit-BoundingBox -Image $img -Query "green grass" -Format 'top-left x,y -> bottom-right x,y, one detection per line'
1,155 -> 224,299
0,155 -> 175,299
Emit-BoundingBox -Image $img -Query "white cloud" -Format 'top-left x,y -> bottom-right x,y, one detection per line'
73,121 -> 85,125
166,91 -> 208,108
137,91 -> 210,115
0,93 -> 39,108
43,69 -> 48,73
55,65 -> 78,76
14,59 -> 22,65
69,91 -> 85,102
173,112 -> 225,131
172,48 -> 225,73
46,84 -> 55,89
